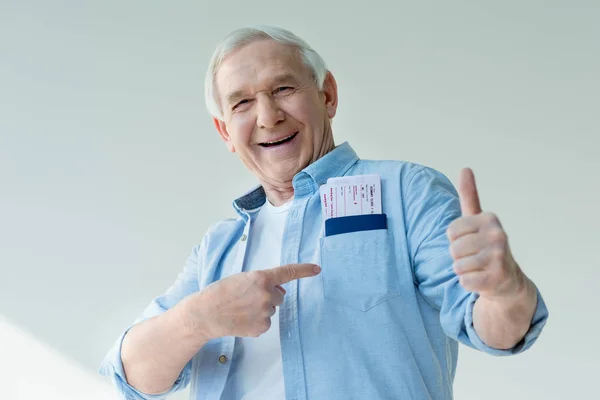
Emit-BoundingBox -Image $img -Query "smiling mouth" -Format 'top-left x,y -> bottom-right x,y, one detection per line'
259,132 -> 298,147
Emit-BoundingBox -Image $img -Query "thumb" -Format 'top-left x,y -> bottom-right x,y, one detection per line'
458,167 -> 482,216
266,263 -> 322,286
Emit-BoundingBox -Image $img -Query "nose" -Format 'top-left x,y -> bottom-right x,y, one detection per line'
256,95 -> 285,129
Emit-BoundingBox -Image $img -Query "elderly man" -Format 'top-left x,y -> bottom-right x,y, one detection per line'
100,26 -> 548,400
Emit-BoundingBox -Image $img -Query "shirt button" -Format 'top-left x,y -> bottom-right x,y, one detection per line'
218,355 -> 227,364
240,233 -> 247,242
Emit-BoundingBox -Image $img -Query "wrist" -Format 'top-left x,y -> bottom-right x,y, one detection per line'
175,294 -> 214,345
482,258 -> 528,300
479,272 -> 537,316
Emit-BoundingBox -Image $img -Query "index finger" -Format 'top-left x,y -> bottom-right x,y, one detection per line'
265,263 -> 322,286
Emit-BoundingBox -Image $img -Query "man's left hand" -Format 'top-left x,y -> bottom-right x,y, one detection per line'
446,168 -> 526,299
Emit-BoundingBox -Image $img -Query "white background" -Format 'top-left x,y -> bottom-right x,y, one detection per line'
1,1 -> 598,399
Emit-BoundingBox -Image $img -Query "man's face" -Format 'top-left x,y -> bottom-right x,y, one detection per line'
213,39 -> 338,187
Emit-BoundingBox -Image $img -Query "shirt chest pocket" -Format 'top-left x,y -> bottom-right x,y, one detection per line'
319,214 -> 401,311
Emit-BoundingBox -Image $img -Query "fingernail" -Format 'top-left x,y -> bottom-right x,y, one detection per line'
313,265 -> 322,273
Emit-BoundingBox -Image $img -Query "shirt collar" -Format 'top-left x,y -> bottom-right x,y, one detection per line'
232,141 -> 359,215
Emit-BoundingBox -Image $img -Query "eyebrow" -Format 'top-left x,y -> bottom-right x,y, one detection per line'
225,73 -> 301,106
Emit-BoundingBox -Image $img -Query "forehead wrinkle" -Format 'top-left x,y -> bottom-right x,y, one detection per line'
217,41 -> 310,107
216,61 -> 258,108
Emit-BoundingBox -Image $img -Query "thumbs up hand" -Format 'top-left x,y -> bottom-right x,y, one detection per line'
446,168 -> 525,299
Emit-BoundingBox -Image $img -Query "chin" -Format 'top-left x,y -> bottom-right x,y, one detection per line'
272,163 -> 303,183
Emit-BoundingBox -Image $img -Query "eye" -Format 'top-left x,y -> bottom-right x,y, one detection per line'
274,86 -> 293,94
232,99 -> 251,111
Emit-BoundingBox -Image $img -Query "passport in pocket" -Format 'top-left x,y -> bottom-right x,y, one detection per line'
324,213 -> 388,237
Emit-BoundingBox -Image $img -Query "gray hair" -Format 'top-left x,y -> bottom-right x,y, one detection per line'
204,25 -> 328,120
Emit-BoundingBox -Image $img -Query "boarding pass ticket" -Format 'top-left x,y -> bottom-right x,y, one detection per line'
319,174 -> 382,219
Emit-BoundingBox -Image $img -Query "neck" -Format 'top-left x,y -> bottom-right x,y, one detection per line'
262,131 -> 336,207
264,186 -> 295,207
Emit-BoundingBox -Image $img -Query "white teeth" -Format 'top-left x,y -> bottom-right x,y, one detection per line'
264,133 -> 295,144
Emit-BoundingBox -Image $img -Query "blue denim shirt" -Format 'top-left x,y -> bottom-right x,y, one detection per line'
99,142 -> 548,400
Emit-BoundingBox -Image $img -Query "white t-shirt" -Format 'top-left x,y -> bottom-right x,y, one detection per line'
221,198 -> 291,400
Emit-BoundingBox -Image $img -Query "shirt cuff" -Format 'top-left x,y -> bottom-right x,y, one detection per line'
464,285 -> 549,356
98,326 -> 191,400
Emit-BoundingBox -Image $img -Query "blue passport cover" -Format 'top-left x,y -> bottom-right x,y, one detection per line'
325,213 -> 387,237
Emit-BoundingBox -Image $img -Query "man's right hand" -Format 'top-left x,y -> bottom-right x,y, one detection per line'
180,263 -> 322,340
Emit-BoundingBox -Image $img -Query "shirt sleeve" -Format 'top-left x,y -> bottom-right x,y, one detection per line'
402,166 -> 549,355
98,243 -> 203,399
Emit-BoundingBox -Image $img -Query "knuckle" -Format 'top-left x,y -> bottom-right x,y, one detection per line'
249,318 -> 271,336
249,330 -> 261,338
460,274 -> 486,292
449,243 -> 458,259
482,212 -> 499,224
489,247 -> 505,262
261,298 -> 272,310
251,271 -> 268,287
488,228 -> 507,244
446,223 -> 457,239
247,270 -> 260,281
452,260 -> 462,274
459,276 -> 472,291
274,294 -> 284,305
479,274 -> 490,288
475,252 -> 486,267
285,264 -> 297,280
494,269 -> 507,284
259,318 -> 271,333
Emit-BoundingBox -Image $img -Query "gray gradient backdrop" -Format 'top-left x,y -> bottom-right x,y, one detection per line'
1,1 -> 598,399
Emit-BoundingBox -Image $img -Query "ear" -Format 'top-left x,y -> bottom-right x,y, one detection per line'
213,117 -> 236,153
322,71 -> 338,119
